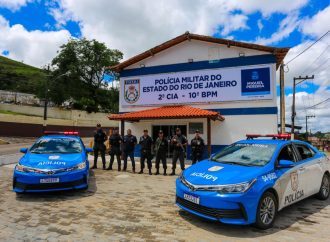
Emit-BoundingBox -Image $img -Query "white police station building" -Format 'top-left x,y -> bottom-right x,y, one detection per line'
109,32 -> 289,158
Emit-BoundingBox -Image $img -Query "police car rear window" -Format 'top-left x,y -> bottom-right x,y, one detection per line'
30,138 -> 82,154
211,143 -> 277,166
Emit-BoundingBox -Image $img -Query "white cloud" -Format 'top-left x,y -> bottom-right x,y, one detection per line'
0,0 -> 33,11
300,5 -> 330,37
279,86 -> 330,133
257,19 -> 263,32
280,36 -> 330,87
0,15 -> 72,67
49,0 -> 309,59
255,13 -> 300,45
230,0 -> 309,16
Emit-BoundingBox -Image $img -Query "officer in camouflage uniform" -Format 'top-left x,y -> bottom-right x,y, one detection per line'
190,130 -> 205,164
107,129 -> 122,171
154,130 -> 168,175
92,123 -> 107,169
138,129 -> 153,175
122,129 -> 137,173
170,128 -> 187,175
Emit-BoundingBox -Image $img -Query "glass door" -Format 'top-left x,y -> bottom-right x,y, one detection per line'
152,125 -> 187,158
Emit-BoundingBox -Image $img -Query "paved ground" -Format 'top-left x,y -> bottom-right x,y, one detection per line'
0,159 -> 330,242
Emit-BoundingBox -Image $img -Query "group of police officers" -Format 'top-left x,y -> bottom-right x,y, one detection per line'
92,124 -> 205,176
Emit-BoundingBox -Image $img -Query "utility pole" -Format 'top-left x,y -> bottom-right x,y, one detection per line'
279,62 -> 285,134
43,65 -> 50,133
305,115 -> 315,140
42,68 -> 71,133
291,75 -> 314,140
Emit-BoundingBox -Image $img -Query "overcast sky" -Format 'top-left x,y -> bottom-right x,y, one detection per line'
0,0 -> 329,132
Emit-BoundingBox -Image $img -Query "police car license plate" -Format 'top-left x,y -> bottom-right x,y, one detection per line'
40,178 -> 59,183
184,193 -> 200,204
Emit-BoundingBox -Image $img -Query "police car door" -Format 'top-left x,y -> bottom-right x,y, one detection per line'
293,143 -> 323,196
275,144 -> 307,210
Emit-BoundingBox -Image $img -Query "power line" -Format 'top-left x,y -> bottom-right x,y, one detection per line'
307,98 -> 330,109
302,44 -> 329,75
285,30 -> 330,65
308,58 -> 329,75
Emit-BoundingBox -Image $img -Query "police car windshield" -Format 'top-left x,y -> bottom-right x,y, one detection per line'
30,138 -> 82,154
211,143 -> 276,166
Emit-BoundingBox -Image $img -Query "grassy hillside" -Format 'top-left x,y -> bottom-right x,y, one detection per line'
0,55 -> 47,96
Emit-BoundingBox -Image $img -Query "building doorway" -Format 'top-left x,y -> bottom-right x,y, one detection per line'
152,125 -> 187,158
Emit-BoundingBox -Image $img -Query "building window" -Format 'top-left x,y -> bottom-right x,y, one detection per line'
189,123 -> 203,134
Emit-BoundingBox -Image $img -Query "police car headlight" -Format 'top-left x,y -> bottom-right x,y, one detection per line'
76,162 -> 86,170
15,164 -> 26,172
208,179 -> 256,194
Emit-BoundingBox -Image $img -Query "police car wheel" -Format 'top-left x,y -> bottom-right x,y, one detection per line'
316,173 -> 329,200
255,191 -> 278,230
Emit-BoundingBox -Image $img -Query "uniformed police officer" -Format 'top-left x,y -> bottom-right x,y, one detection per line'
92,123 -> 107,169
154,130 -> 168,175
107,129 -> 122,171
170,128 -> 187,175
190,130 -> 205,165
122,129 -> 137,173
138,129 -> 153,175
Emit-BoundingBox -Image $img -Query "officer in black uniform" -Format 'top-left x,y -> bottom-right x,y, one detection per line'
190,130 -> 205,165
138,129 -> 153,175
122,129 -> 137,173
107,129 -> 122,171
92,123 -> 107,169
154,130 -> 168,175
170,128 -> 187,175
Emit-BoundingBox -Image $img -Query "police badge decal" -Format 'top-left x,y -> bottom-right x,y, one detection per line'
290,171 -> 299,191
124,79 -> 140,104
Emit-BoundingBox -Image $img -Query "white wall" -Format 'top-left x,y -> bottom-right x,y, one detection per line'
0,103 -> 118,127
127,39 -> 269,69
121,115 -> 277,146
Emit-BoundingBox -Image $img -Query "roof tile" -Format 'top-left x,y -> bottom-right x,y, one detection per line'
108,105 -> 224,121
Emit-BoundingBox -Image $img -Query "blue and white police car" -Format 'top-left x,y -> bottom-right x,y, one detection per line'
13,131 -> 93,193
176,134 -> 330,229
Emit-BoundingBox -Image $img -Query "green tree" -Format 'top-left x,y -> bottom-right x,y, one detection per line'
50,38 -> 123,112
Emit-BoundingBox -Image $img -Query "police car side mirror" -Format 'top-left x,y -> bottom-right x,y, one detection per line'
277,160 -> 295,169
209,153 -> 216,159
85,148 -> 93,153
20,148 -> 28,153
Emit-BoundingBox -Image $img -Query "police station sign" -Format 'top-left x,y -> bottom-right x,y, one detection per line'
120,64 -> 273,106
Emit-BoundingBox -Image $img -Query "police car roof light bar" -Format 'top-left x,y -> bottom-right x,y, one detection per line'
44,131 -> 79,135
246,134 -> 290,140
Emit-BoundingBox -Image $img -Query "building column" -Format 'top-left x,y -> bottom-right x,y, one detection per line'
121,120 -> 125,136
207,117 -> 211,156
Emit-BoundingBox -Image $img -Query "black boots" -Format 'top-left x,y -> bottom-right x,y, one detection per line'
155,169 -> 167,175
91,162 -> 97,169
139,169 -> 152,175
170,169 -> 175,176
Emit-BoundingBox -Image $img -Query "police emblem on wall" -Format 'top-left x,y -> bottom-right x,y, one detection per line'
124,79 -> 140,104
290,171 -> 299,191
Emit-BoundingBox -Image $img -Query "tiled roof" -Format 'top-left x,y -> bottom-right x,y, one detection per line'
108,105 -> 224,121
109,32 -> 290,72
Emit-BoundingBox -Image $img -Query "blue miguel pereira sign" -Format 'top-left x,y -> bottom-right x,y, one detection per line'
120,64 -> 274,106
241,67 -> 271,96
